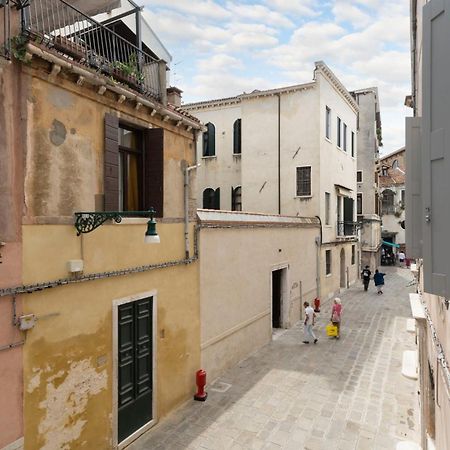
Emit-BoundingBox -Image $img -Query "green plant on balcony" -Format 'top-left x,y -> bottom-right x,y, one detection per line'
112,53 -> 145,87
9,35 -> 29,63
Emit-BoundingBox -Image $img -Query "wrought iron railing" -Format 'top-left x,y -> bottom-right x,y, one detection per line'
0,1 -> 11,59
337,221 -> 358,237
20,0 -> 162,100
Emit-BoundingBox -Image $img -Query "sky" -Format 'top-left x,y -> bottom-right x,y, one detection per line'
142,0 -> 412,153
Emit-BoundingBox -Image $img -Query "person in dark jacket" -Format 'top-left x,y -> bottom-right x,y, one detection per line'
374,269 -> 386,294
361,266 -> 371,291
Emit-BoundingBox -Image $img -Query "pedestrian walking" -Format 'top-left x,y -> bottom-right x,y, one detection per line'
330,297 -> 342,339
374,269 -> 386,294
361,265 -> 371,291
302,301 -> 318,344
398,251 -> 406,266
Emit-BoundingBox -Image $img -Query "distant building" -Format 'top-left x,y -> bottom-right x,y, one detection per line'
351,88 -> 383,270
184,61 -> 360,299
379,148 -> 406,254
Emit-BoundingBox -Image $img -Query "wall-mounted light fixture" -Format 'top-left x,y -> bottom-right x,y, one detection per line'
74,209 -> 160,244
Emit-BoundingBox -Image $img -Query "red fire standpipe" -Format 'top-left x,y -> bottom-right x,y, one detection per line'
194,369 -> 208,401
314,297 -> 321,313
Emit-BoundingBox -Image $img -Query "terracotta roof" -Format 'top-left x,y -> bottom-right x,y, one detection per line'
167,104 -> 202,124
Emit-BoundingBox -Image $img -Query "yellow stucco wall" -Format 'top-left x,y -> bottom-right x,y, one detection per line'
19,66 -> 201,449
21,223 -> 200,449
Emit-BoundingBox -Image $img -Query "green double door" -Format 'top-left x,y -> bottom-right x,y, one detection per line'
118,298 -> 153,443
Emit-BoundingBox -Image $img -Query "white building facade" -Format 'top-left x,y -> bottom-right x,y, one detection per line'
184,62 -> 360,300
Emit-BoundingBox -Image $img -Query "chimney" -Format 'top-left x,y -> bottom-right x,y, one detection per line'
167,86 -> 183,107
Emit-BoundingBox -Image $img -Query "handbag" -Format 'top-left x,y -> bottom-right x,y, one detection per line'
326,323 -> 338,337
331,311 -> 340,323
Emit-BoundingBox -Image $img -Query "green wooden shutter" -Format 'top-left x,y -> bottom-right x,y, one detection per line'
214,187 -> 220,210
104,114 -> 119,211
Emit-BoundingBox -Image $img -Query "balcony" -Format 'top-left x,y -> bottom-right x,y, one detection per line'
18,0 -> 163,101
337,221 -> 359,237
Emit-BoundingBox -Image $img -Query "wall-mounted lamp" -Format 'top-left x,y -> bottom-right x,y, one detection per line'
74,209 -> 160,244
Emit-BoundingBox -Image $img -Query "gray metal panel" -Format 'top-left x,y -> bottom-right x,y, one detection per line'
405,117 -> 423,258
422,0 -> 449,296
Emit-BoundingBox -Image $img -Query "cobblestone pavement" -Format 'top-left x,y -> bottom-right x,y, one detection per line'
130,267 -> 420,450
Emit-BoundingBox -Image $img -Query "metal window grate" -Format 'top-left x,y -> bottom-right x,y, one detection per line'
296,166 -> 311,196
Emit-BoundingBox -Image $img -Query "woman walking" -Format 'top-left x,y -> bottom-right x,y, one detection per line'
331,298 -> 342,339
374,269 -> 386,294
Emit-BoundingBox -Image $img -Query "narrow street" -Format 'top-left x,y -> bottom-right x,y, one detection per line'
130,267 -> 420,450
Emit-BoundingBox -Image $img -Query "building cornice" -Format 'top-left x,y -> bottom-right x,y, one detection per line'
315,61 -> 359,113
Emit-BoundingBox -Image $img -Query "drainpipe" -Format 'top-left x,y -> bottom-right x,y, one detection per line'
277,93 -> 281,215
184,163 -> 200,259
315,216 -> 322,300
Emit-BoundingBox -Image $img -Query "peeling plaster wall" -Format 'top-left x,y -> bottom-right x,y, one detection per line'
16,65 -> 200,448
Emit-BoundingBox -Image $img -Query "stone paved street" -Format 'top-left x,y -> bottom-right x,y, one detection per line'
130,267 -> 420,450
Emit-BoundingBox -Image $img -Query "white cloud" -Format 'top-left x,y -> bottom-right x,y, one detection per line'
263,0 -> 318,17
226,2 -> 294,28
142,0 -> 230,20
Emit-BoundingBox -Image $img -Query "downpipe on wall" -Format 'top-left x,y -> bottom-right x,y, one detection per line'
184,162 -> 200,259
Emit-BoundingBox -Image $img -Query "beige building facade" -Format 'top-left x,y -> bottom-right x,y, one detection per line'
184,62 -> 360,301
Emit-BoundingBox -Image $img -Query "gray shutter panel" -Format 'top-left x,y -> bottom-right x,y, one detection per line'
405,117 -> 423,258
422,0 -> 450,296
144,128 -> 164,217
104,114 -> 119,211
231,186 -> 235,211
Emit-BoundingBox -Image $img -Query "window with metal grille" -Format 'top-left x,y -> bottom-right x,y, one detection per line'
326,250 -> 332,275
357,171 -> 363,183
296,166 -> 311,196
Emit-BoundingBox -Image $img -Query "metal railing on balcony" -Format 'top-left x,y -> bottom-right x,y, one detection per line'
337,221 -> 359,237
21,0 -> 162,100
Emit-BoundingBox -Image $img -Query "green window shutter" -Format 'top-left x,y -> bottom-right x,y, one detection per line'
208,123 -> 215,156
233,119 -> 241,154
214,187 -> 220,210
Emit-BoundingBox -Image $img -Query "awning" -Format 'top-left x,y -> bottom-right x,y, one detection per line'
382,240 -> 400,248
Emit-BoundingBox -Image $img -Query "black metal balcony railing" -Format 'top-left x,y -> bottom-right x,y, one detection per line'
21,0 -> 162,100
337,221 -> 359,237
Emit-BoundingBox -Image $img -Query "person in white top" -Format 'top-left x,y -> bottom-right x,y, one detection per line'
303,301 -> 318,344
398,251 -> 406,266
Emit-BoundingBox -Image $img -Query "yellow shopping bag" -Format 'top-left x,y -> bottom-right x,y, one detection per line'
326,322 -> 338,337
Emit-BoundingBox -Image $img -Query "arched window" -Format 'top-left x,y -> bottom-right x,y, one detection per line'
203,187 -> 220,209
392,159 -> 399,169
202,123 -> 216,157
233,119 -> 241,154
232,186 -> 242,211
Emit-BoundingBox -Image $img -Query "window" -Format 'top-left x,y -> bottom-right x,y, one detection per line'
392,159 -> 399,169
351,131 -> 355,157
357,171 -> 363,183
351,245 -> 355,265
104,114 -> 164,216
357,193 -> 362,215
203,122 -> 216,157
325,192 -> 330,225
337,117 -> 342,147
203,188 -> 220,209
232,186 -> 242,211
118,126 -> 143,211
326,250 -> 332,275
381,189 -> 395,214
401,189 -> 405,207
233,119 -> 242,154
343,123 -> 347,151
325,106 -> 331,140
381,166 -> 388,176
296,166 -> 311,196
